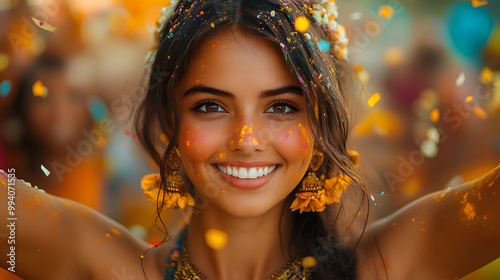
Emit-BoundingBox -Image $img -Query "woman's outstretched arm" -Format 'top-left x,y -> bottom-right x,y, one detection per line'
357,164 -> 500,280
0,171 -> 90,279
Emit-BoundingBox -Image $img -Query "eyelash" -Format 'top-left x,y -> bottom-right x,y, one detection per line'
190,99 -> 299,115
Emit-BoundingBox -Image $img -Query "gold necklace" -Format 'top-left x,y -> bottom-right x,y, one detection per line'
164,227 -> 311,280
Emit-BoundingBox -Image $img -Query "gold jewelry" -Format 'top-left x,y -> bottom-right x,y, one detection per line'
141,148 -> 195,209
290,149 -> 360,213
165,226 -> 311,279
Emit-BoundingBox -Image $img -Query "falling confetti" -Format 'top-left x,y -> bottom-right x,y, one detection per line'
124,129 -> 130,136
380,191 -> 385,195
88,97 -> 108,122
384,47 -> 404,67
302,256 -> 318,268
367,93 -> 381,108
378,5 -> 394,20
430,108 -> 439,122
97,137 -> 106,148
31,17 -> 58,33
456,72 -> 465,86
370,195 -> 375,201
205,229 -> 228,250
474,106 -> 487,119
471,0 -> 488,7
317,39 -> 330,51
350,12 -> 362,20
41,165 -> 50,176
210,22 -> 214,28
0,53 -> 9,71
466,96 -> 473,103
0,80 -> 12,97
480,67 -> 493,84
353,65 -> 364,72
32,80 -> 47,97
294,16 -> 310,33
421,140 -> 438,158
270,10 -> 275,17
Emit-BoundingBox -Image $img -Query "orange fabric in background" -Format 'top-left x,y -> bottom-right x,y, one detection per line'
55,154 -> 105,212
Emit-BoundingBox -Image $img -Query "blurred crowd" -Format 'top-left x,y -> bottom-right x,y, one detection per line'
0,0 -> 499,278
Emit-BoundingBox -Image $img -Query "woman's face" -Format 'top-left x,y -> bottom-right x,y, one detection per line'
175,29 -> 314,218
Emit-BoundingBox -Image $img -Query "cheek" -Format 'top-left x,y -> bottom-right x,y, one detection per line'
272,123 -> 312,162
178,121 -> 223,163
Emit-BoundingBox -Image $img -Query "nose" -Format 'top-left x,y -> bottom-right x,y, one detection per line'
228,122 -> 267,154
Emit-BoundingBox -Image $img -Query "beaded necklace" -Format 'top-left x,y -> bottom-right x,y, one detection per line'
164,226 -> 312,280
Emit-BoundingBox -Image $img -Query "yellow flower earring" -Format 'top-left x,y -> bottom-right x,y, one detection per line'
141,148 -> 195,209
290,149 -> 360,213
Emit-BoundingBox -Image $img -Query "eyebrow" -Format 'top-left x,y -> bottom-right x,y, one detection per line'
182,85 -> 303,98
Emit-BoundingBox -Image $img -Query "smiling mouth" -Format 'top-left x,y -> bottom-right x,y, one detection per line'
214,164 -> 279,179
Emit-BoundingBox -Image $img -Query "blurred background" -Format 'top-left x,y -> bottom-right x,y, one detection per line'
0,0 -> 499,278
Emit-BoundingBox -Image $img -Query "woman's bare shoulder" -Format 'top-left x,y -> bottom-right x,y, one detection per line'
0,172 -> 167,279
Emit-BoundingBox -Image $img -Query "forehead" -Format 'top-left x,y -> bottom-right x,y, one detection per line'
176,28 -> 300,96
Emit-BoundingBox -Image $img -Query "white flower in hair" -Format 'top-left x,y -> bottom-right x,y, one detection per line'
145,0 -> 181,64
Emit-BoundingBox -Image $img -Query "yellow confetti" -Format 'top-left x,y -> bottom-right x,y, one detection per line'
205,229 -> 228,250
32,80 -> 46,97
384,47 -> 403,67
353,65 -> 364,72
0,53 -> 9,71
471,0 -> 488,7
97,138 -> 105,148
480,67 -> 493,84
211,22 -> 214,28
302,256 -> 318,268
474,106 -> 487,119
294,16 -> 310,33
378,5 -> 394,20
430,108 -> 439,122
31,17 -> 58,33
456,72 -> 465,86
367,93 -> 381,108
110,227 -> 121,236
466,96 -> 473,103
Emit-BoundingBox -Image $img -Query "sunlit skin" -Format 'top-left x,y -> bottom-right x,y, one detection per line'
174,28 -> 313,279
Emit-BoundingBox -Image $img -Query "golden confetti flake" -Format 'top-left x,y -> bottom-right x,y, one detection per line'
474,106 -> 487,119
294,16 -> 310,33
110,227 -> 121,236
378,5 -> 394,20
0,53 -> 9,71
430,108 -> 439,122
302,256 -> 318,268
466,96 -> 473,103
456,72 -> 465,86
211,22 -> 214,28
384,47 -> 404,67
97,137 -> 105,148
367,93 -> 381,108
205,229 -> 228,250
32,80 -> 46,96
353,65 -> 364,72
31,17 -> 58,33
480,67 -> 493,84
471,0 -> 488,7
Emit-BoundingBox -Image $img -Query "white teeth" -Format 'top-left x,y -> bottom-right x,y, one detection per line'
248,168 -> 258,179
238,168 -> 248,179
217,164 -> 278,179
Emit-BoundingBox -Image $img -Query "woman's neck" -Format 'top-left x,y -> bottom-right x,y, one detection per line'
187,200 -> 295,280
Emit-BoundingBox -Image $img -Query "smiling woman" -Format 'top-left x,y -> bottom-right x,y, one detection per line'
1,0 -> 500,280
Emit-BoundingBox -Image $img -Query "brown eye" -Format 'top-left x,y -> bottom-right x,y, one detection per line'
265,102 -> 295,114
196,102 -> 225,114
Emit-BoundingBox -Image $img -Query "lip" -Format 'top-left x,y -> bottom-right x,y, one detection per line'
213,161 -> 279,168
211,162 -> 280,190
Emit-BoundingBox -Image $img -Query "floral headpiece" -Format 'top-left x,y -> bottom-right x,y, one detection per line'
303,0 -> 349,60
145,0 -> 349,65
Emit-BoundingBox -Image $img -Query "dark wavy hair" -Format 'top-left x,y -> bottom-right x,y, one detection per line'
133,0 -> 370,279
